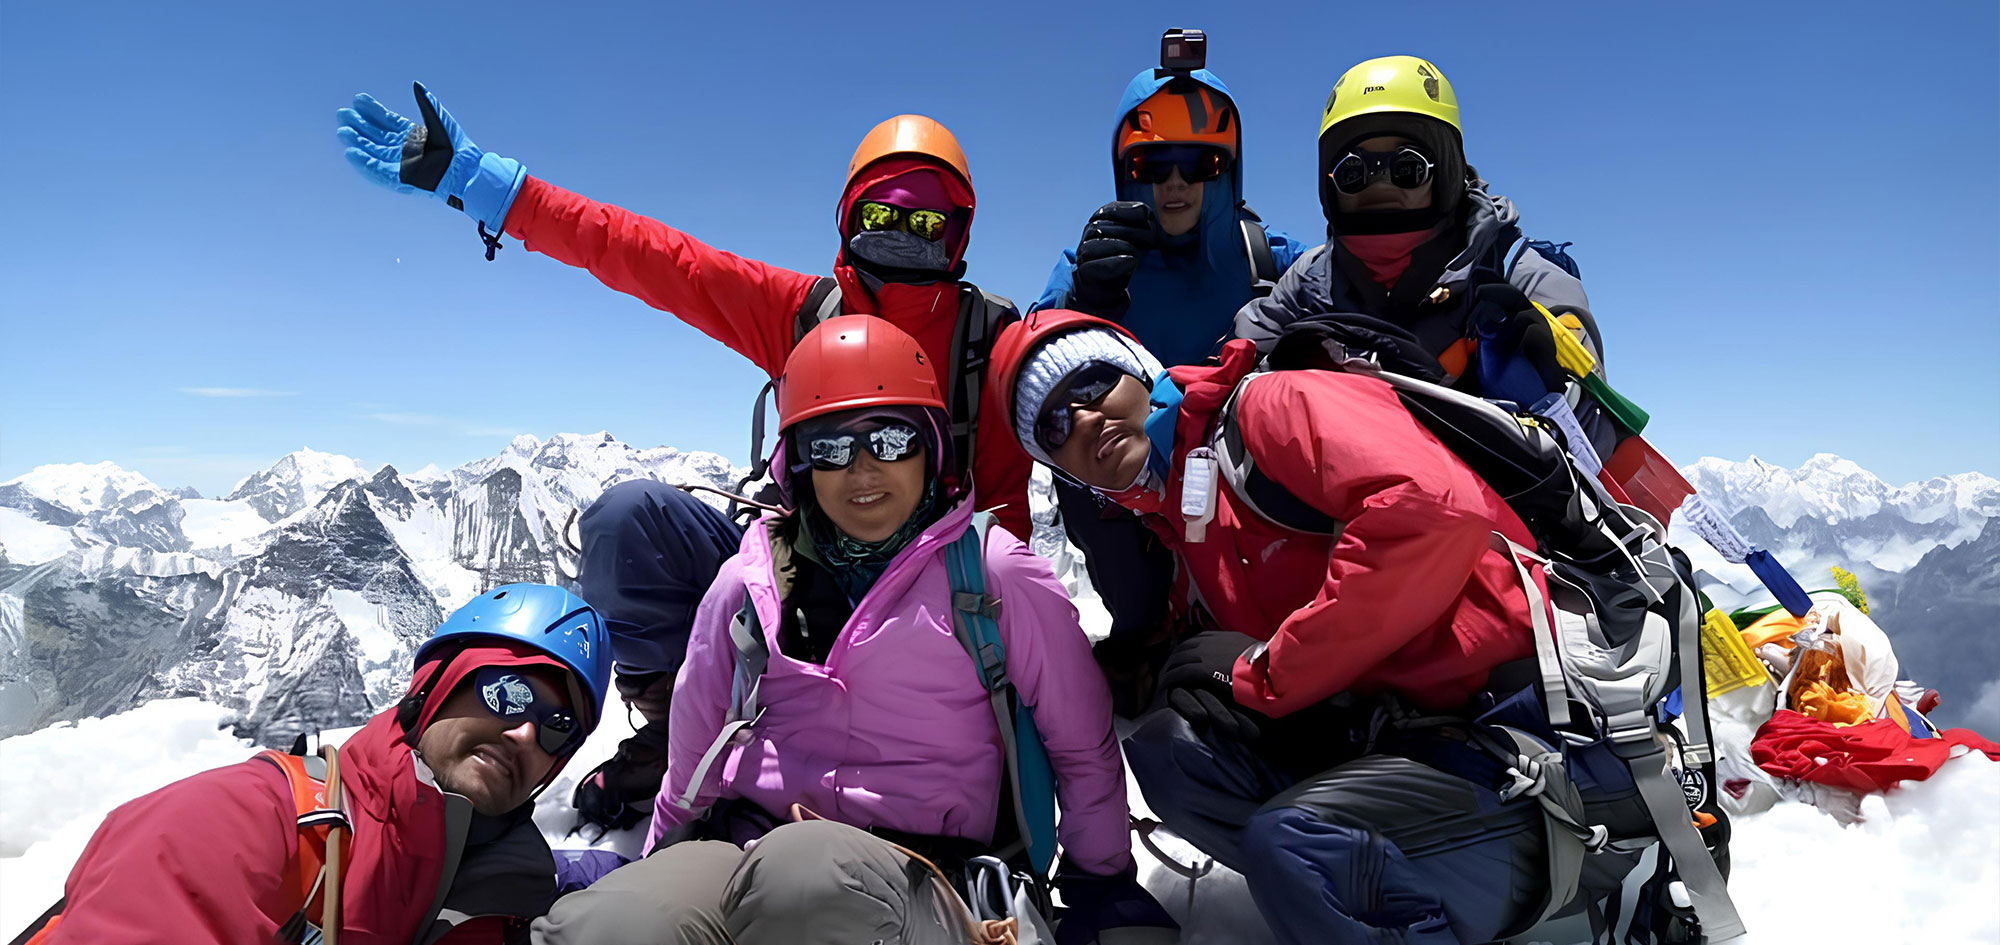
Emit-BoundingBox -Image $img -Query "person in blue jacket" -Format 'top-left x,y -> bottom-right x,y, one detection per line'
1030,31 -> 1303,713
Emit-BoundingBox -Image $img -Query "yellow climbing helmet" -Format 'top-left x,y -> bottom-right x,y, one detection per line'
1319,55 -> 1459,139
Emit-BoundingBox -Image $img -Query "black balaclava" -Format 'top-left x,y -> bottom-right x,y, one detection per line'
1318,113 -> 1466,237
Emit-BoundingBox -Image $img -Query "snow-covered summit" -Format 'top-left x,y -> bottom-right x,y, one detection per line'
0,462 -> 171,523
224,448 -> 373,521
1684,454 -> 2000,529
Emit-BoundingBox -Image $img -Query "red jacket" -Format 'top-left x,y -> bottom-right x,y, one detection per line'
44,711 -> 544,945
501,175 -> 1034,539
1109,341 -> 1541,716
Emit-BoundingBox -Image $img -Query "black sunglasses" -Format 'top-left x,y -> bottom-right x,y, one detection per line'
1034,363 -> 1128,453
798,420 -> 925,472
1123,144 -> 1232,184
469,665 -> 585,756
1328,147 -> 1434,194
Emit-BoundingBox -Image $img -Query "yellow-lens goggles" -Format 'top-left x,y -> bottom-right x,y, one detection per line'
857,201 -> 950,241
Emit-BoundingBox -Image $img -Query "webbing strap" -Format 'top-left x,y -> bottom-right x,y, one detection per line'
1489,532 -> 1571,728
679,599 -> 770,813
676,717 -> 756,812
1626,741 -> 1748,942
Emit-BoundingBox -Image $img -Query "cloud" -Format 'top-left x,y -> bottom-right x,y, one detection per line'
179,387 -> 296,398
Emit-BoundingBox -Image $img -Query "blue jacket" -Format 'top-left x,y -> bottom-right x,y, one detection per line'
1031,68 -> 1303,368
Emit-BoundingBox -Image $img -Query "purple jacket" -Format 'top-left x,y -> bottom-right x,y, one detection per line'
644,498 -> 1133,874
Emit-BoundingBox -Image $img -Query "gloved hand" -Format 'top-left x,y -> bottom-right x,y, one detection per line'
1472,282 -> 1565,405
336,82 -> 526,234
571,718 -> 669,837
1158,631 -> 1267,744
1069,201 -> 1155,315
1053,861 -> 1179,945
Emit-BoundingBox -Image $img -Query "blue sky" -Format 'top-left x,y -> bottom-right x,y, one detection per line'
3,0 -> 1995,496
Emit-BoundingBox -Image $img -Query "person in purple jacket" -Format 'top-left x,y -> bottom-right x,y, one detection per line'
533,316 -> 1173,945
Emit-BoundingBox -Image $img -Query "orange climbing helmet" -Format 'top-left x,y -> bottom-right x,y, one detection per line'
845,114 -> 971,190
777,315 -> 945,430
1115,83 -> 1239,159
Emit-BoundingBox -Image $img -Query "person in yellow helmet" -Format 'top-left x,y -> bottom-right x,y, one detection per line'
1235,55 -> 1620,457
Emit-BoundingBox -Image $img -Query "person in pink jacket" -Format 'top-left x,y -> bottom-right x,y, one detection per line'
533,317 -> 1173,945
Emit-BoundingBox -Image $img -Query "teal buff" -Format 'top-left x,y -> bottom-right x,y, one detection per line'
1141,372 -> 1183,483
807,480 -> 943,602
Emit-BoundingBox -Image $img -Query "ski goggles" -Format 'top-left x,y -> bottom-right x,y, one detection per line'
798,420 -> 926,472
856,201 -> 952,241
1328,146 -> 1435,194
1033,362 -> 1127,453
469,665 -> 585,756
1122,144 -> 1232,185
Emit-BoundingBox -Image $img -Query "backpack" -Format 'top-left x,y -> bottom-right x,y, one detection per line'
671,511 -> 1060,881
1237,210 -> 1282,297
12,740 -> 352,945
732,282 -> 1020,518
1509,236 -> 1583,280
1208,327 -> 1747,943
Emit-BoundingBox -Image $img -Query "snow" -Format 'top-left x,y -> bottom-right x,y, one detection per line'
177,497 -> 274,555
0,507 -> 75,565
5,696 -> 1998,943
0,462 -> 167,516
228,448 -> 370,502
0,700 -> 257,935
325,588 -> 398,664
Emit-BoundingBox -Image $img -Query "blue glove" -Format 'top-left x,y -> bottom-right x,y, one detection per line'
1053,861 -> 1178,945
336,82 -> 526,237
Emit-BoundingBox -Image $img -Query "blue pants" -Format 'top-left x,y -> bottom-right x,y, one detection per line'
577,481 -> 743,683
1125,709 -> 1546,945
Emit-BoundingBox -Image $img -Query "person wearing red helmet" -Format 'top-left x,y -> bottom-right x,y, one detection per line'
336,88 -> 1035,833
23,585 -> 612,945
989,309 -> 1559,944
534,318 -> 1174,945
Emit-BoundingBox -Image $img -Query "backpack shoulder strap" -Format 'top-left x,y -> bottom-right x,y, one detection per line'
1210,375 -> 1342,536
945,288 -> 1020,487
944,511 -> 1057,877
255,746 -> 351,943
676,593 -> 767,814
1238,219 -> 1280,294
793,277 -> 844,342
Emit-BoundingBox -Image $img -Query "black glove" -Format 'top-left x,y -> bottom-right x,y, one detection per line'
571,718 -> 669,835
1472,282 -> 1565,393
1053,860 -> 1179,945
1069,201 -> 1155,315
1158,631 -> 1268,744
1092,631 -> 1171,720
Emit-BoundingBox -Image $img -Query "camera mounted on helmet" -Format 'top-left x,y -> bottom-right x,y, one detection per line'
1157,28 -> 1206,77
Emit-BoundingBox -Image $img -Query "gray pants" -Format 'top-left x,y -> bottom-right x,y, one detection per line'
532,820 -> 979,945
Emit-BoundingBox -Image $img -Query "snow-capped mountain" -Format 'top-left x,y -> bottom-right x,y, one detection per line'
4,444 -> 1994,743
0,434 -> 741,744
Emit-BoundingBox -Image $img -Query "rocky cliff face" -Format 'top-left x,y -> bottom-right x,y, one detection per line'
0,435 -> 741,744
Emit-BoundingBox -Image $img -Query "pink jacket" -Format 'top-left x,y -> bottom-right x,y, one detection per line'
644,499 -> 1133,875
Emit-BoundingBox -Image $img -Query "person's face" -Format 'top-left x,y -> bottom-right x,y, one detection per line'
811,442 -> 929,542
416,666 -> 574,815
1047,374 -> 1153,491
1152,166 -> 1204,237
1333,135 -> 1434,213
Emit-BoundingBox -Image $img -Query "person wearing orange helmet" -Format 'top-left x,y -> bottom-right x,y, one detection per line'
335,87 -> 1036,834
1028,33 -> 1305,716
533,318 -> 1174,945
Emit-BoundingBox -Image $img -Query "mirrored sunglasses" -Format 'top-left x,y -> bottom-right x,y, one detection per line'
470,665 -> 584,756
803,420 -> 925,472
856,201 -> 951,241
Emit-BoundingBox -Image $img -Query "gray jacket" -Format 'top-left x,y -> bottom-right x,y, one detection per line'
1233,177 -> 1615,450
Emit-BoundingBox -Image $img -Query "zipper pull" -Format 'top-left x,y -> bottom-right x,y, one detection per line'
1181,447 -> 1219,543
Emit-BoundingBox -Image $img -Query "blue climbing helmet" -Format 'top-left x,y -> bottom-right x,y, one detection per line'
414,583 -> 612,736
